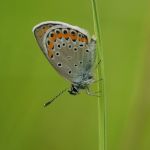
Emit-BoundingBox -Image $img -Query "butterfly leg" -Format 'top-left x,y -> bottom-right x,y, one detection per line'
86,87 -> 101,97
94,59 -> 102,69
93,78 -> 103,84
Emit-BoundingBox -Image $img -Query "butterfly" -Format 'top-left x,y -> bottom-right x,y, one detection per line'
32,21 -> 97,106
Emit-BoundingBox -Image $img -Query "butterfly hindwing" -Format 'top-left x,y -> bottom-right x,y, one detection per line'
33,21 -> 96,83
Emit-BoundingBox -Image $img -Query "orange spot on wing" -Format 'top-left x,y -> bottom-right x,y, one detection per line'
78,37 -> 88,43
49,33 -> 57,41
48,43 -> 54,49
63,33 -> 69,39
57,33 -> 63,39
47,48 -> 54,58
81,37 -> 88,43
69,33 -> 77,41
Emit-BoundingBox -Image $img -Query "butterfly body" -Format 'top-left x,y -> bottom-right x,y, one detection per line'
33,21 -> 96,95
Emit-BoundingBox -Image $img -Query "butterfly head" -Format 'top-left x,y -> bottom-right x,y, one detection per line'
68,75 -> 94,95
68,84 -> 79,95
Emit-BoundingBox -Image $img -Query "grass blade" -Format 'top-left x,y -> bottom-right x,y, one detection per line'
91,0 -> 107,150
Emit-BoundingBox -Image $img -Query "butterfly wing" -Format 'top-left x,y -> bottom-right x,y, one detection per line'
32,21 -> 64,56
33,21 -> 96,83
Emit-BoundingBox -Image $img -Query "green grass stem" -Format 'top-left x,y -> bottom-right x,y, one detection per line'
91,0 -> 107,150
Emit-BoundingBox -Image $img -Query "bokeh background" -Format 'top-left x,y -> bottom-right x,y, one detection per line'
0,0 -> 150,150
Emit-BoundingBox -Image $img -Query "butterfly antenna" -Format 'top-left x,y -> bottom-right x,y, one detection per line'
44,88 -> 68,107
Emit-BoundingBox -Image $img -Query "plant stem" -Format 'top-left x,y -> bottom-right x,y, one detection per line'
91,0 -> 106,150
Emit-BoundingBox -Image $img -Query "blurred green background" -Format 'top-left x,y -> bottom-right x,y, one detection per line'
0,0 -> 150,150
